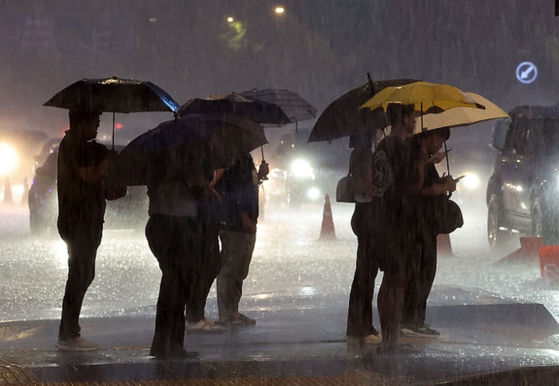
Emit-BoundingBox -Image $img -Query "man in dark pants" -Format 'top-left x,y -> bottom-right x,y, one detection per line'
56,110 -> 114,351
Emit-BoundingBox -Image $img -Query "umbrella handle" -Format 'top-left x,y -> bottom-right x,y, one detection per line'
444,140 -> 452,198
112,112 -> 115,150
260,145 -> 265,162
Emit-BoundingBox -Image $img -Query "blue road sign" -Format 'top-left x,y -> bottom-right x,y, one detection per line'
516,61 -> 538,84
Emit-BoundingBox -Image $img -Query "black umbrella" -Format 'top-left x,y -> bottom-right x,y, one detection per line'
108,114 -> 268,187
307,77 -> 419,143
177,93 -> 292,125
43,76 -> 180,147
240,88 -> 318,123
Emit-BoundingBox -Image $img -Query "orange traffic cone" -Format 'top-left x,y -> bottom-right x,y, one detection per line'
496,236 -> 543,265
319,194 -> 336,240
437,234 -> 453,258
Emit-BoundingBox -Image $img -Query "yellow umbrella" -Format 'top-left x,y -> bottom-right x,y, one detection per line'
413,93 -> 509,134
359,81 -> 485,113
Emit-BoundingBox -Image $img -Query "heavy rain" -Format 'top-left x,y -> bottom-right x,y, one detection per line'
1,1 -> 559,384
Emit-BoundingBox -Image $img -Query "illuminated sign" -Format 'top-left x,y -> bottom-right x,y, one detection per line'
516,61 -> 538,84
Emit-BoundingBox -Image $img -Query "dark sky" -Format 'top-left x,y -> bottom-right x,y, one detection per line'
1,0 -> 558,141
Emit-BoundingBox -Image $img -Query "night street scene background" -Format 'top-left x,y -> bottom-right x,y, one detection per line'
2,1 -> 559,384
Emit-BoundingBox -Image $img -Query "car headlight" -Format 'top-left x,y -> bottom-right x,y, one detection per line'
0,143 -> 19,177
307,187 -> 321,200
290,158 -> 315,179
458,172 -> 480,190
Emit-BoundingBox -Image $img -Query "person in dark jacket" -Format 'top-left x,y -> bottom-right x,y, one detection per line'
371,104 -> 424,354
213,153 -> 268,326
146,144 -> 222,358
346,131 -> 381,344
402,127 -> 456,338
56,109 -> 115,351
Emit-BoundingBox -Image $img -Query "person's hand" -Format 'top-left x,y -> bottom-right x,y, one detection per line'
258,161 -> 269,180
428,152 -> 446,165
442,174 -> 457,192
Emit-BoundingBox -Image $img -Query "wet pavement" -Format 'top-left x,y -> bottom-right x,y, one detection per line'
1,285 -> 559,385
2,203 -> 559,384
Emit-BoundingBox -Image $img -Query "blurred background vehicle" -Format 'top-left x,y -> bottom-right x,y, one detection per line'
262,127 -> 350,209
28,142 -> 148,234
0,130 -> 50,205
486,105 -> 559,250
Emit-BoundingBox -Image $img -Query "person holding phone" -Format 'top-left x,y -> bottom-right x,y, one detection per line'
401,126 -> 457,338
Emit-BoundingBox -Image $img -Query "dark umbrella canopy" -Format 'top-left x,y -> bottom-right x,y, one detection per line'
108,114 -> 268,186
43,76 -> 180,113
177,93 -> 292,125
307,78 -> 419,143
240,88 -> 318,123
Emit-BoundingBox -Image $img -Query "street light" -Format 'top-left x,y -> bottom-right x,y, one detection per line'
275,6 -> 285,15
227,16 -> 234,23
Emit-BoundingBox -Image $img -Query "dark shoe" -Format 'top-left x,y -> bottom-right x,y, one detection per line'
56,337 -> 99,352
416,323 -> 440,337
217,313 -> 256,327
152,348 -> 199,360
401,323 -> 440,338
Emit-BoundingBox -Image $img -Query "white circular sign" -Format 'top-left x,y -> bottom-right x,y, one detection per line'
516,61 -> 538,84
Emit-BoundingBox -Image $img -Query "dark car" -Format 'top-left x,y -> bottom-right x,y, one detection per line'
486,105 -> 559,249
28,145 -> 148,234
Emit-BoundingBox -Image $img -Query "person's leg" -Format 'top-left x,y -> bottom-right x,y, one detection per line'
415,232 -> 438,327
186,222 -> 220,324
402,241 -> 422,328
147,216 -> 189,357
58,226 -> 102,342
217,230 -> 256,322
346,235 -> 378,338
377,241 -> 411,351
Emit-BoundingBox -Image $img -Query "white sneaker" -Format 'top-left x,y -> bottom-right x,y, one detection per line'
186,318 -> 227,333
56,337 -> 99,351
362,333 -> 382,344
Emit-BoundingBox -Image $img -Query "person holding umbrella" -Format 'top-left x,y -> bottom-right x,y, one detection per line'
370,103 -> 424,354
401,127 -> 457,338
146,143 -> 221,358
56,109 -> 116,351
345,130 -> 382,345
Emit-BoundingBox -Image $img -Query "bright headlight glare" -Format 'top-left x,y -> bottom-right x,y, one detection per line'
290,158 -> 314,179
307,187 -> 321,200
461,173 -> 480,189
0,143 -> 19,177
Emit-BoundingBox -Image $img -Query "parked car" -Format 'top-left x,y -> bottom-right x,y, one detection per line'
486,105 -> 559,249
28,145 -> 148,234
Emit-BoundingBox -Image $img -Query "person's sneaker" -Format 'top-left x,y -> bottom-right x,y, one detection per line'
217,313 -> 256,327
186,318 -> 227,333
400,324 -> 439,338
362,333 -> 382,345
56,337 -> 99,351
416,323 -> 440,337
